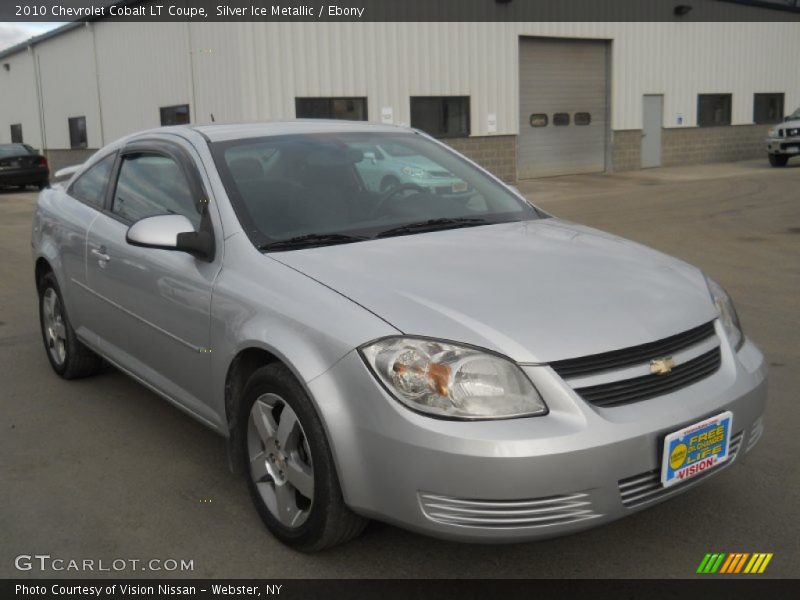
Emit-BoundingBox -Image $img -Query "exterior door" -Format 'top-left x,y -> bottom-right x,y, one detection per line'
84,139 -> 220,426
518,37 -> 609,179
642,95 -> 663,168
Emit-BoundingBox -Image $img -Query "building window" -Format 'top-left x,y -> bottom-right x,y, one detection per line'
10,123 -> 22,143
553,113 -> 570,126
160,104 -> 191,126
410,96 -> 470,138
574,112 -> 591,126
530,114 -> 548,127
753,93 -> 784,125
295,97 -> 368,121
68,116 -> 87,149
697,94 -> 732,127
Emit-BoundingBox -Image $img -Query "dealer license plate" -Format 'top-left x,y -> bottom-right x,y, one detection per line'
660,411 -> 732,488
451,181 -> 468,193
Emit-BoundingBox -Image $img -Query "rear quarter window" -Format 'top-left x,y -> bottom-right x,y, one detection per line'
68,153 -> 116,209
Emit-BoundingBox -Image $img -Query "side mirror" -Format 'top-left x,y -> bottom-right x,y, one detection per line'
126,214 -> 213,260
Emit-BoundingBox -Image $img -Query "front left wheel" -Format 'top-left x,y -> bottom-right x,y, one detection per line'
240,364 -> 367,551
768,153 -> 789,167
37,272 -> 102,379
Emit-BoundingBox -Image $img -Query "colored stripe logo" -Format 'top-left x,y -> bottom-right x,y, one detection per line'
696,552 -> 773,574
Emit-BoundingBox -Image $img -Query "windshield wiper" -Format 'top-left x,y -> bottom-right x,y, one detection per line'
375,217 -> 491,239
259,233 -> 369,252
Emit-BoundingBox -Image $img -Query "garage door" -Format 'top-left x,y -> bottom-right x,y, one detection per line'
518,38 -> 609,179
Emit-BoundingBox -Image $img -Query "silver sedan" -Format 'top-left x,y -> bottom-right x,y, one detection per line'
32,121 -> 766,550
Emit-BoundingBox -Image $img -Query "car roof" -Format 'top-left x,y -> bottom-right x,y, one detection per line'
187,120 -> 413,142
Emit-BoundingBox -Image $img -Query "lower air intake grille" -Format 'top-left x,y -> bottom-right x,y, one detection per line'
418,491 -> 600,529
618,431 -> 743,508
575,347 -> 722,408
746,418 -> 764,453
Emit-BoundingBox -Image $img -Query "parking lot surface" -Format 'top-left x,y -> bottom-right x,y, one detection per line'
1,158 -> 798,578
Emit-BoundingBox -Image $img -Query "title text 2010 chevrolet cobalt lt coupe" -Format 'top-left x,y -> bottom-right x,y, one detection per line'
32,122 -> 766,551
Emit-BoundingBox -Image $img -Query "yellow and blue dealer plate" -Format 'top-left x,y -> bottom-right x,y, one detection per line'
660,411 -> 733,488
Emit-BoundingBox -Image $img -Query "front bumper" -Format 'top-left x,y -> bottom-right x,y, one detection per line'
307,324 -> 767,542
766,137 -> 800,155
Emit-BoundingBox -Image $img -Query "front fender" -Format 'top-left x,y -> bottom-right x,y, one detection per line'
208,234 -> 399,433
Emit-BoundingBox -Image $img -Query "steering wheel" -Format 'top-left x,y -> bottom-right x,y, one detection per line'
368,183 -> 427,218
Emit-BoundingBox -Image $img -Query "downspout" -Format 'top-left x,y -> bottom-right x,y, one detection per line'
187,22 -> 198,124
89,22 -> 105,146
31,46 -> 47,160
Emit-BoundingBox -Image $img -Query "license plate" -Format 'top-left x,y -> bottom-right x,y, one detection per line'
451,181 -> 468,193
787,147 -> 799,153
660,411 -> 732,488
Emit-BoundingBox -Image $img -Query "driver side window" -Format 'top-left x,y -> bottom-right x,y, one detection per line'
112,153 -> 201,228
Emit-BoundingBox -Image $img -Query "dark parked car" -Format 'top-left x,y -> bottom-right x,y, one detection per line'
0,144 -> 49,190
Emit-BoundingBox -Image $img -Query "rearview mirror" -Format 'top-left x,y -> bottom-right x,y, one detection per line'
126,214 -> 213,260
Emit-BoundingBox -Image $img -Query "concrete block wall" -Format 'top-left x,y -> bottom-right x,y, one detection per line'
612,130 -> 643,172
445,135 -> 517,184
661,125 -> 767,167
45,148 -> 98,174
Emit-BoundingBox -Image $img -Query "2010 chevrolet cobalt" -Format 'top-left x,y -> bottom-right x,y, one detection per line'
32,122 -> 766,551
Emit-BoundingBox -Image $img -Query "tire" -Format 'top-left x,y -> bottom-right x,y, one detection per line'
37,181 -> 48,190
379,175 -> 400,192
768,154 -> 789,167
240,364 -> 367,551
38,272 -> 102,379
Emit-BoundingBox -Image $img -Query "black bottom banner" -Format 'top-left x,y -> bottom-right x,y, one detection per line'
3,578 -> 800,600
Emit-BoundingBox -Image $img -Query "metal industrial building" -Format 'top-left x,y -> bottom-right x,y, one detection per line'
1,9 -> 799,180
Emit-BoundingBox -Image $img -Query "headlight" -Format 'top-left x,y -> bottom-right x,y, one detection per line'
767,127 -> 776,138
360,337 -> 547,419
705,276 -> 744,351
401,166 -> 427,178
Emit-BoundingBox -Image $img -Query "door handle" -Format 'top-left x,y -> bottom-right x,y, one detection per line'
91,246 -> 110,262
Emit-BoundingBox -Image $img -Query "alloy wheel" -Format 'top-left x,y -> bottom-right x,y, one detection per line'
247,393 -> 314,528
42,288 -> 67,366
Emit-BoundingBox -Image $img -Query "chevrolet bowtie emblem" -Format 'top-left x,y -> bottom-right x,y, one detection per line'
650,357 -> 676,375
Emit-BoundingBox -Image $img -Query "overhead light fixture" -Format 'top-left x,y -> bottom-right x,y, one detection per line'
674,4 -> 693,16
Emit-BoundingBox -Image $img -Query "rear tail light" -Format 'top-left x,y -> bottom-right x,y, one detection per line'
38,157 -> 48,168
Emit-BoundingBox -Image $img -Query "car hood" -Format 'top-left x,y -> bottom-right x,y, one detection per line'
272,219 -> 718,363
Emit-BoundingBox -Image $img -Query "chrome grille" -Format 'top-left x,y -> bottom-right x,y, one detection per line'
418,491 -> 601,529
550,321 -> 716,379
575,347 -> 721,407
618,431 -> 743,508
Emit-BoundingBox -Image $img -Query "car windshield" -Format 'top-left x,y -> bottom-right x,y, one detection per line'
789,107 -> 800,120
0,144 -> 34,158
211,131 -> 541,250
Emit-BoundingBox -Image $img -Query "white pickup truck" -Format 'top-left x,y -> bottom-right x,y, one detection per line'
766,107 -> 800,167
